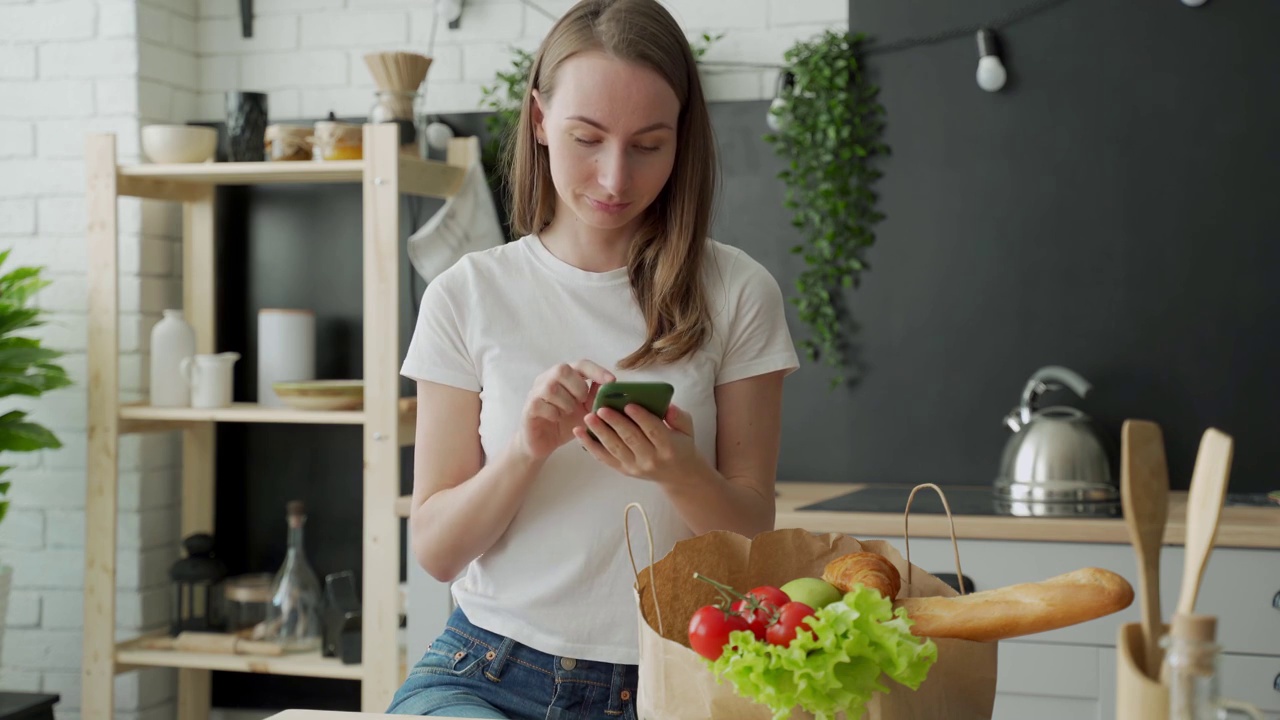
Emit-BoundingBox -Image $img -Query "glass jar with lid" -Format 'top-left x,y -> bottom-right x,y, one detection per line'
265,124 -> 312,162
311,121 -> 362,161
369,90 -> 419,124
223,572 -> 273,636
369,90 -> 426,156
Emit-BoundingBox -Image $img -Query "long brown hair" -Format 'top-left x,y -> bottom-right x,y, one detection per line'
505,0 -> 717,369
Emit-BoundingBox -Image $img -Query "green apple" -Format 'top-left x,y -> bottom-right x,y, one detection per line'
779,577 -> 842,609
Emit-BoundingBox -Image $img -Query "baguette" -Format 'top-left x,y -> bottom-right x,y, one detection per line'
893,567 -> 1134,642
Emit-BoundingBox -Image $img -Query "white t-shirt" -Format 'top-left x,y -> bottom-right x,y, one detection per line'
401,234 -> 800,665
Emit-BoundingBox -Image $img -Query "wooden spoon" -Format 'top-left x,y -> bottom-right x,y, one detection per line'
1175,428 -> 1234,617
1120,419 -> 1169,678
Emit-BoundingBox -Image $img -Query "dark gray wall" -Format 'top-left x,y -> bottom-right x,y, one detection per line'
210,0 -> 1278,705
751,0 -> 1279,492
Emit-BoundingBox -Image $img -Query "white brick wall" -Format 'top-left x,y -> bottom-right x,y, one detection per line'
0,0 -> 189,717
1,1 -> 846,717
193,0 -> 849,121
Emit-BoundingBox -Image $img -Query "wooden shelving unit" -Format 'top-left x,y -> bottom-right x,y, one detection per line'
83,124 -> 473,719
118,398 -> 418,444
115,637 -> 365,681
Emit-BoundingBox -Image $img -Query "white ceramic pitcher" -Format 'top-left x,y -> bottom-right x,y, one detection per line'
180,352 -> 240,408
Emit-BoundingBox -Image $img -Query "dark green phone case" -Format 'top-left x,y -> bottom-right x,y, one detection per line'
591,381 -> 675,418
587,382 -> 676,442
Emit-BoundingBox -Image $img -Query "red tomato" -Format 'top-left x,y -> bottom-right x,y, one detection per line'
688,605 -> 751,660
765,601 -> 816,646
748,585 -> 790,608
731,586 -> 790,641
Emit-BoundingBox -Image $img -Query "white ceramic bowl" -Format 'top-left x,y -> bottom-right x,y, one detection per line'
141,124 -> 218,164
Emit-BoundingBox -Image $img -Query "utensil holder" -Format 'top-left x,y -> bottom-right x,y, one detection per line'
1117,622 -> 1170,720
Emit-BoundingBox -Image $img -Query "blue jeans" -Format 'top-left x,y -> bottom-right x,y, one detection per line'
387,607 -> 640,719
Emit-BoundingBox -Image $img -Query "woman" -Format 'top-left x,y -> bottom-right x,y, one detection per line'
389,0 -> 799,717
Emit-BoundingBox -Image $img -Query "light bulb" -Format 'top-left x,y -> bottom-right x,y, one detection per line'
1181,0 -> 1207,5
975,29 -> 1007,92
425,121 -> 455,151
437,0 -> 463,23
976,56 -> 1007,92
767,71 -> 795,132
766,96 -> 788,132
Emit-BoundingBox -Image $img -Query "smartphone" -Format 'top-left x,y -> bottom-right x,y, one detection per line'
588,381 -> 675,441
592,381 -> 675,418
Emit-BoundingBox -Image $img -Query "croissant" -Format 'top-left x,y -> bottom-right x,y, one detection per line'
822,552 -> 902,599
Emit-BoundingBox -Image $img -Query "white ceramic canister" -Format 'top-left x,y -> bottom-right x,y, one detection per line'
150,309 -> 196,407
258,308 -> 315,407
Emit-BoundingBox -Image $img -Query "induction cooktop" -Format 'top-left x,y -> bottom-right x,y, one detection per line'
795,485 -> 1124,518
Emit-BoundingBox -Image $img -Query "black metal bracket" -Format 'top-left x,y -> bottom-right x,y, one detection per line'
448,0 -> 466,29
239,0 -> 253,38
933,573 -> 976,595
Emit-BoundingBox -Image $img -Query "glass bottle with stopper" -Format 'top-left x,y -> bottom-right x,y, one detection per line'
1162,614 -> 1264,720
262,500 -> 324,651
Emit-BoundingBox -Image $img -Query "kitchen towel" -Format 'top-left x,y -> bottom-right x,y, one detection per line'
406,138 -> 505,283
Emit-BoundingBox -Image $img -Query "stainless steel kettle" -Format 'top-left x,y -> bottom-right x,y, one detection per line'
993,365 -> 1117,504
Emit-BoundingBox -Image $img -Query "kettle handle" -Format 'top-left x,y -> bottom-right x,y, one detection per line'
1009,365 -> 1092,430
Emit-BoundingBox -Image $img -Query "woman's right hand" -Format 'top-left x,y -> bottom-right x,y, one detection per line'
514,359 -> 616,461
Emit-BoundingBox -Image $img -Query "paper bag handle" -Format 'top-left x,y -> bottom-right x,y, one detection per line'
903,483 -> 968,596
624,502 -> 665,636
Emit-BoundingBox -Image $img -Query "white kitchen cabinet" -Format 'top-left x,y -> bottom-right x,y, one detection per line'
993,693 -> 1101,720
861,534 -> 1280,719
992,642 -> 1102,719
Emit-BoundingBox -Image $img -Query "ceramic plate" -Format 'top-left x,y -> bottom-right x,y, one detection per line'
272,379 -> 364,411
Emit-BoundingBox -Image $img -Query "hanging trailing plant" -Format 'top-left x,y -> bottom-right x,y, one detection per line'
765,30 -> 888,387
478,46 -> 536,178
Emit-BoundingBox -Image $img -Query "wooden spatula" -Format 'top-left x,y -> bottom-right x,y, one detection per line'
1175,428 -> 1234,617
1120,419 -> 1169,678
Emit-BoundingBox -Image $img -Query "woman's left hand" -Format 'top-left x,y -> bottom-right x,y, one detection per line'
574,402 -> 702,485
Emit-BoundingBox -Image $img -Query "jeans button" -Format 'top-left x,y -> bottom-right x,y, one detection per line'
560,657 -> 577,670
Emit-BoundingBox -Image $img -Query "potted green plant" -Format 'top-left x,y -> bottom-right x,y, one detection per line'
765,30 -> 888,388
0,249 -> 72,657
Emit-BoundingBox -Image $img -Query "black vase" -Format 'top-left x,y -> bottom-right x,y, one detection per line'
225,91 -> 268,162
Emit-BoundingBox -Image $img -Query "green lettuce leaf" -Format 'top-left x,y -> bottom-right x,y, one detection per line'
707,584 -> 938,720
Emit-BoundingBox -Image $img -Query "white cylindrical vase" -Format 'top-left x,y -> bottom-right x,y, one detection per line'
151,309 -> 196,407
258,308 -> 315,407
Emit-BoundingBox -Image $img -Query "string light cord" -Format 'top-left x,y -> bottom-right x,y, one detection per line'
864,0 -> 1075,56
427,0 -> 441,56
511,0 -> 1079,71
523,0 -> 557,21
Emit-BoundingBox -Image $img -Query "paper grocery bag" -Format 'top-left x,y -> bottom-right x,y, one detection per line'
625,500 -> 998,720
